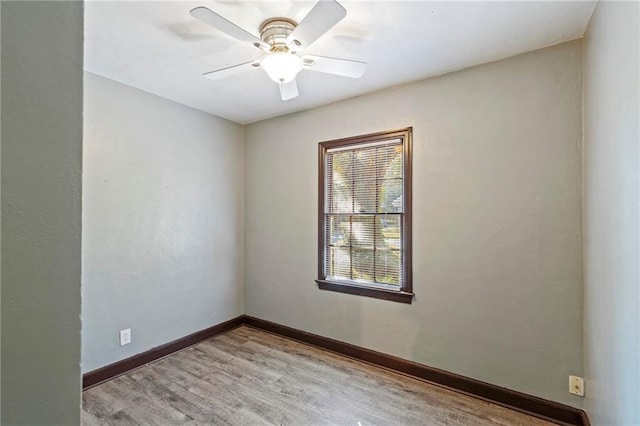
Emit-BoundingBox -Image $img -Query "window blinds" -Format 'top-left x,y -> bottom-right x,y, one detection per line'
324,139 -> 404,287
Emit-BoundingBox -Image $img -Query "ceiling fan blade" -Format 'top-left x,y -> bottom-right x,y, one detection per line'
190,7 -> 269,51
279,79 -> 299,101
286,0 -> 346,51
203,60 -> 260,80
303,55 -> 366,78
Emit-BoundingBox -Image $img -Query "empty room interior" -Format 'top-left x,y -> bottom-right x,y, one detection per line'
1,0 -> 639,425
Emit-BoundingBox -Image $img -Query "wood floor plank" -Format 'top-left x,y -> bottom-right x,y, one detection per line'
148,360 -> 244,422
120,369 -> 229,425
83,326 -> 557,426
83,409 -> 143,426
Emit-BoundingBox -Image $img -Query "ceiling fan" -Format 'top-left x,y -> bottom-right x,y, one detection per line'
190,0 -> 367,101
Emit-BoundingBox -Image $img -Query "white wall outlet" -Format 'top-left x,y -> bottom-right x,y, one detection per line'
119,328 -> 131,346
569,375 -> 584,396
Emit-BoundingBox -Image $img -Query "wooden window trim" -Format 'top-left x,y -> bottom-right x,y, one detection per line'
316,128 -> 413,304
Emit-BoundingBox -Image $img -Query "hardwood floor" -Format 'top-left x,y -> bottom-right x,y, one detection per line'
83,326 -> 556,425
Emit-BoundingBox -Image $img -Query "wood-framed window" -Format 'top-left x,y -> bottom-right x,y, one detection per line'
316,128 -> 413,304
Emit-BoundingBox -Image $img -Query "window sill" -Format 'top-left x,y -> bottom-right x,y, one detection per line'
316,280 -> 414,304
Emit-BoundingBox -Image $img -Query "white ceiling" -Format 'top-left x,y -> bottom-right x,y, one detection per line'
85,1 -> 596,125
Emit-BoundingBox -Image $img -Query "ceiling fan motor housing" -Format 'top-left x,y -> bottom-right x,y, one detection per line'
259,18 -> 298,51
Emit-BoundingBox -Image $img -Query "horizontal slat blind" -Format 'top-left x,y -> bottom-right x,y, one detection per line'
325,140 -> 404,287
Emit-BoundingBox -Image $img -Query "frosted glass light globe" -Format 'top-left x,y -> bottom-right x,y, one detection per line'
260,52 -> 303,84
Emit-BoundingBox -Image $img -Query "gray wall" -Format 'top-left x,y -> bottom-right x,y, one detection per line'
0,0 -> 3,416
82,73 -> 245,372
1,2 -> 83,424
245,41 -> 584,406
583,2 -> 640,424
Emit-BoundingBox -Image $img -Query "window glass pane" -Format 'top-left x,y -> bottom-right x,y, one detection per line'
377,216 -> 401,250
328,246 -> 351,280
351,216 -> 374,248
328,150 -> 353,213
379,178 -> 403,213
375,250 -> 401,286
353,180 -> 376,213
327,215 -> 350,247
329,181 -> 353,213
352,248 -> 375,281
378,145 -> 403,179
354,148 -> 377,181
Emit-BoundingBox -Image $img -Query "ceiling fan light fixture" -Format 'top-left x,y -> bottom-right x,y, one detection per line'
260,52 -> 303,84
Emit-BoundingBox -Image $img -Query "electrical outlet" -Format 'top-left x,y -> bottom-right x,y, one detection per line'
569,375 -> 584,396
119,328 -> 131,346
